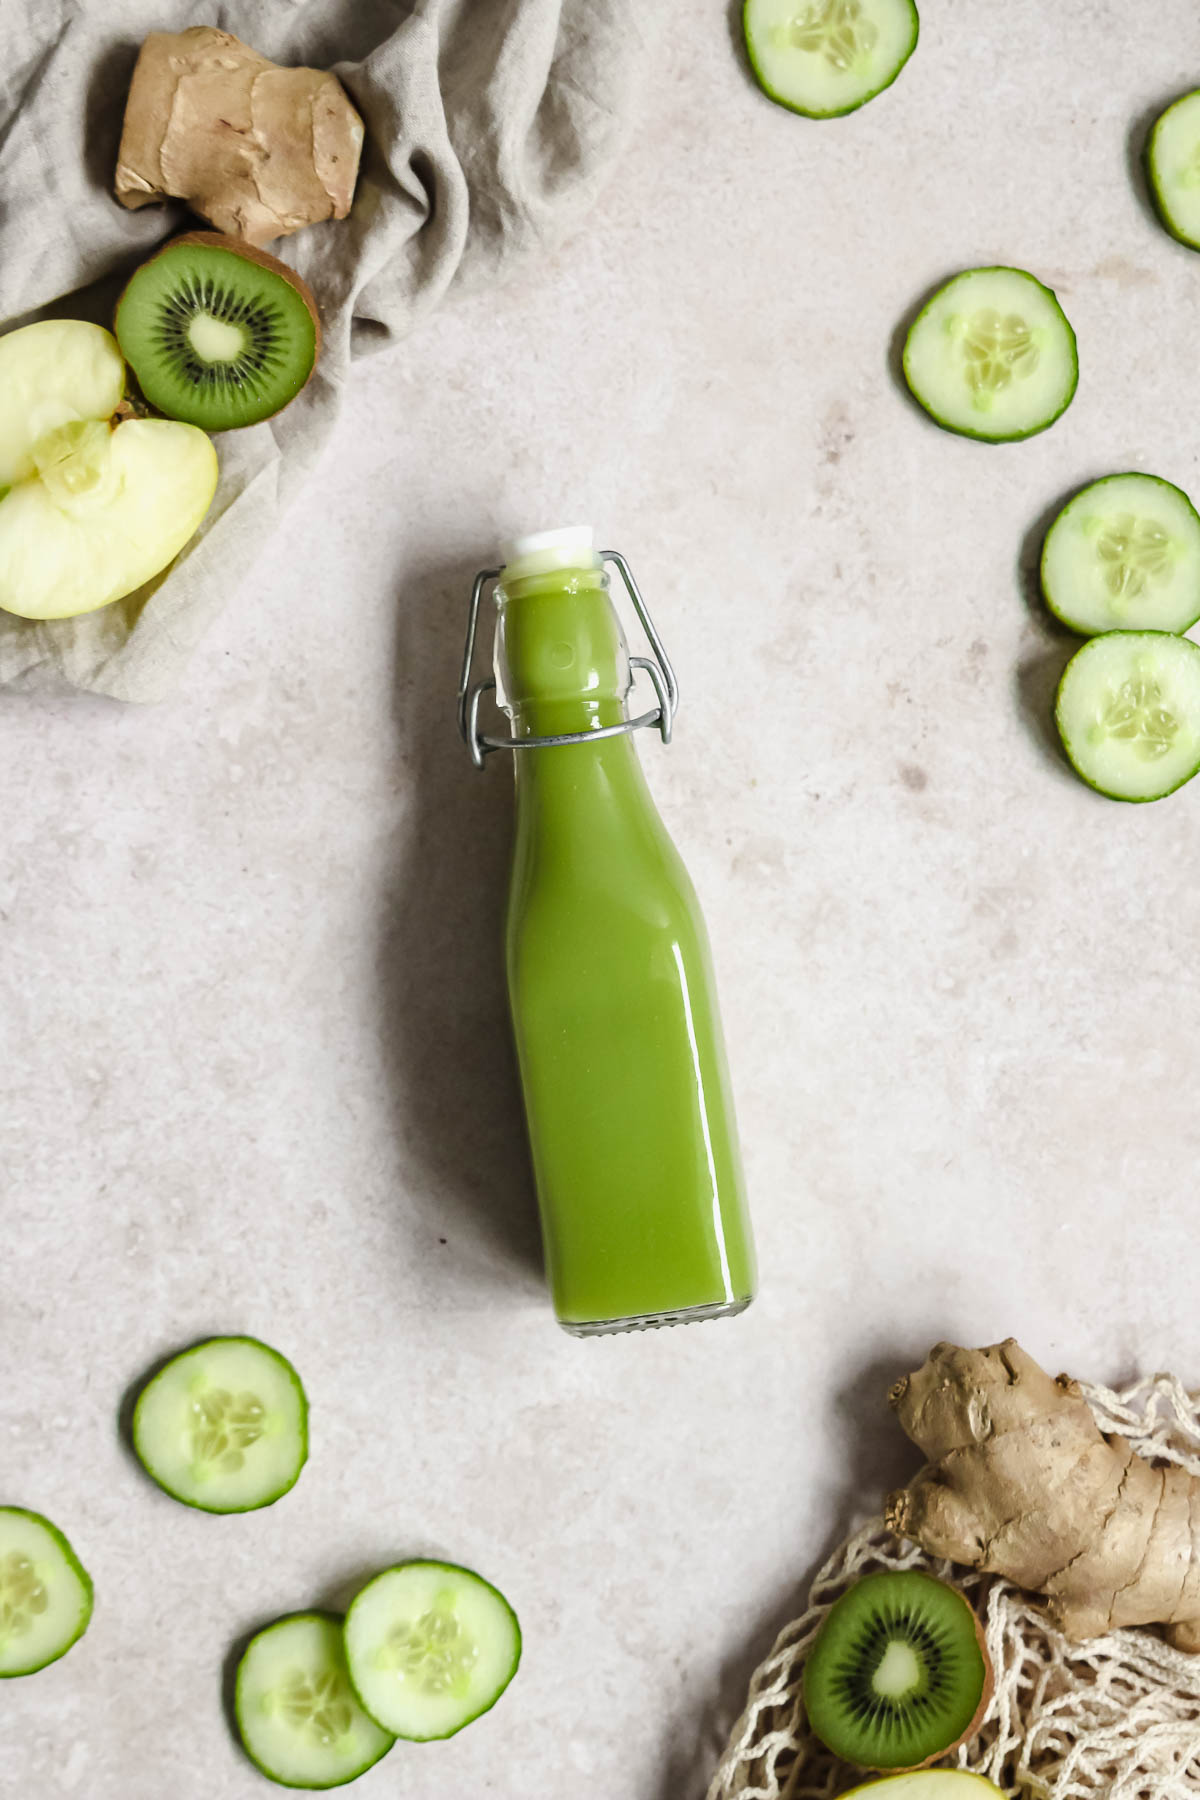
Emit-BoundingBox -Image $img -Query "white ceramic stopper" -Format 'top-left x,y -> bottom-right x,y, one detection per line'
500,525 -> 596,582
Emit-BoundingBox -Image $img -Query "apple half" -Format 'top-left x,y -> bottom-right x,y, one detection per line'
0,320 -> 218,620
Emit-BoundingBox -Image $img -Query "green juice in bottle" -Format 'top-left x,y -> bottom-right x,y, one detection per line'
462,527 -> 756,1335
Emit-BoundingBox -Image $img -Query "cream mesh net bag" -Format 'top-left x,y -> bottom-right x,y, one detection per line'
707,1375 -> 1200,1800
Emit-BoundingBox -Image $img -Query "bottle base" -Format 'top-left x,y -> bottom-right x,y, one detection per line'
558,1295 -> 753,1338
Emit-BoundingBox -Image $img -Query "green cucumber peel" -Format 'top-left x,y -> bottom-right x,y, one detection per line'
1055,630 -> 1200,802
235,1610 -> 395,1790
742,0 -> 919,120
343,1560 -> 522,1742
132,1334 -> 308,1514
0,1505 -> 93,1678
1041,472 -> 1200,638
1147,90 -> 1200,251
902,266 -> 1078,443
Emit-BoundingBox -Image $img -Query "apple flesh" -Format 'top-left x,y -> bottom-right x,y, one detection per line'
841,1777 -> 1004,1799
0,320 -> 218,620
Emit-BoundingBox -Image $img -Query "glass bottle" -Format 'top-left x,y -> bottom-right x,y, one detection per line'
460,527 -> 756,1335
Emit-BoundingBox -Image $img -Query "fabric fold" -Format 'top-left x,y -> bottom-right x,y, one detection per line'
0,0 -> 649,700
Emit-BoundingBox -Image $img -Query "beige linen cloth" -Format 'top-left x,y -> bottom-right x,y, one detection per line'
0,0 -> 649,699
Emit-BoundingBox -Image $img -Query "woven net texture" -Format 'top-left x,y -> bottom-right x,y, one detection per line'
707,1373 -> 1200,1800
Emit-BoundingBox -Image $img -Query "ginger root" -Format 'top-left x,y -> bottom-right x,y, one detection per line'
885,1339 -> 1200,1651
115,27 -> 364,247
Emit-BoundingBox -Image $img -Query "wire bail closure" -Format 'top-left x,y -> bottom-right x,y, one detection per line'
456,549 -> 680,770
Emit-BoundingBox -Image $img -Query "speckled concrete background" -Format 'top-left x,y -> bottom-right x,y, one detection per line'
6,3 -> 1200,1796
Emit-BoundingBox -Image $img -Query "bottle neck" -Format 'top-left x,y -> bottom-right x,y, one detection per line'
494,564 -> 630,741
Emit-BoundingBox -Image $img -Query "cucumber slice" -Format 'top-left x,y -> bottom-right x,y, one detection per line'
235,1611 -> 394,1790
343,1561 -> 521,1741
902,267 -> 1078,442
743,0 -> 918,119
1055,632 -> 1200,802
0,1506 -> 93,1677
1041,473 -> 1200,636
132,1336 -> 308,1514
1148,91 -> 1200,251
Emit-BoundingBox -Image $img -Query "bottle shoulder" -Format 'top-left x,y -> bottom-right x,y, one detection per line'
509,814 -> 707,951
508,740 -> 710,930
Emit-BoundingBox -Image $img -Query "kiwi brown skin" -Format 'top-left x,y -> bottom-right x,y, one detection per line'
805,1574 -> 995,1774
114,230 -> 322,423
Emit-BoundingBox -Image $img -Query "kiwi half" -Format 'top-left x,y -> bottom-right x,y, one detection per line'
115,232 -> 320,431
802,1571 -> 992,1772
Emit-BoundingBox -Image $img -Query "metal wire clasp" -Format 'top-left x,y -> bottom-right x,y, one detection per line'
456,550 -> 680,770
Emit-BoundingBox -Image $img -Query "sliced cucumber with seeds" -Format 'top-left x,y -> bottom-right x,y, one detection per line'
1148,91 -> 1200,251
743,0 -> 918,119
1041,473 -> 1200,636
0,1506 -> 93,1677
236,1611 -> 394,1790
902,267 -> 1077,442
132,1336 -> 307,1514
1056,632 -> 1200,801
344,1561 -> 521,1741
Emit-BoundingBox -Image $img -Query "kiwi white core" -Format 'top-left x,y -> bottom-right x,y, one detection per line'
187,313 -> 248,364
873,1638 -> 921,1698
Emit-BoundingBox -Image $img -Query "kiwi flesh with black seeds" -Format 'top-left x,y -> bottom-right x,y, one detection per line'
802,1571 -> 993,1771
115,232 -> 320,431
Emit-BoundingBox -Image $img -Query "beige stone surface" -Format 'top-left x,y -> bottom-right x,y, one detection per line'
5,3 -> 1200,1795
